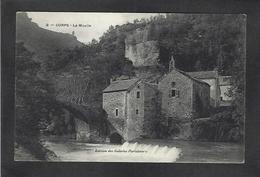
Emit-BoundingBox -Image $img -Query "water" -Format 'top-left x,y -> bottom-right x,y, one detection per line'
44,141 -> 181,162
43,139 -> 244,163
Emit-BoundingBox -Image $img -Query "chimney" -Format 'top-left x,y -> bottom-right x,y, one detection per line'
110,78 -> 114,83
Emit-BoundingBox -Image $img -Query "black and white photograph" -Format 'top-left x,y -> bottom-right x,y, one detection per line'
14,12 -> 246,163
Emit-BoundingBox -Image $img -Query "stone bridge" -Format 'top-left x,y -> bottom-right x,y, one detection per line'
61,102 -> 121,143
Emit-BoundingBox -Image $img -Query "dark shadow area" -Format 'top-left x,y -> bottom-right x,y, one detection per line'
109,132 -> 123,144
158,46 -> 171,69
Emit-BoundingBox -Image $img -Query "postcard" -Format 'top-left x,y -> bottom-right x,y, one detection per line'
14,12 -> 246,163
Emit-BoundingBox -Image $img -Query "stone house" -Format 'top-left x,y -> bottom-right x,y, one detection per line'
218,76 -> 233,106
158,59 -> 211,122
186,70 -> 220,107
103,57 -> 211,141
186,71 -> 234,107
103,78 -> 158,141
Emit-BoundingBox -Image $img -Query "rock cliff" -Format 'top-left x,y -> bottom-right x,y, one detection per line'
125,26 -> 160,67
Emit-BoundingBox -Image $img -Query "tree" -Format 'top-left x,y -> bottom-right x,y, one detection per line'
15,42 -> 58,159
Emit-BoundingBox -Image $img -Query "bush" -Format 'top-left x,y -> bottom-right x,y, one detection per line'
191,108 -> 242,142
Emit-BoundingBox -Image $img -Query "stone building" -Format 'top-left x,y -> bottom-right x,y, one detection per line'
186,71 -> 234,107
186,70 -> 220,107
158,57 -> 211,121
103,78 -> 158,141
218,76 -> 232,106
103,57 -> 211,141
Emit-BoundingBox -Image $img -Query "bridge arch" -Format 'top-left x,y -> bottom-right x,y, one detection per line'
109,132 -> 123,144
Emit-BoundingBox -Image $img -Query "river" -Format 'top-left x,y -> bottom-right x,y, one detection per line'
43,139 -> 244,163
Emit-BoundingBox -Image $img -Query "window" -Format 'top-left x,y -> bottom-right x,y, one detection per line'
171,82 -> 176,87
115,109 -> 119,116
136,91 -> 140,98
137,85 -> 140,89
171,90 -> 176,97
136,109 -> 139,115
169,90 -> 179,98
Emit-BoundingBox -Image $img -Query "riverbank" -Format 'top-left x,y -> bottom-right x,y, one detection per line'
32,138 -> 244,163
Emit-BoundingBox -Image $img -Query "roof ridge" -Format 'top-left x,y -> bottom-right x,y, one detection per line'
103,78 -> 141,93
174,69 -> 210,86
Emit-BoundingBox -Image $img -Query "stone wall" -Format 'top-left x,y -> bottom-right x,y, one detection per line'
200,78 -> 220,107
103,91 -> 127,136
74,118 -> 90,141
103,81 -> 158,141
158,70 -> 193,120
143,83 -> 159,137
74,118 -> 105,142
134,66 -> 165,83
220,85 -> 232,101
192,81 -> 210,118
126,82 -> 145,141
177,122 -> 192,140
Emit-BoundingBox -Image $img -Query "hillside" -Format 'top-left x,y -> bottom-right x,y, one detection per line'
16,12 -> 83,61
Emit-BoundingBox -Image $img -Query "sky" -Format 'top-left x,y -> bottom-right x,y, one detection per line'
27,12 -> 164,44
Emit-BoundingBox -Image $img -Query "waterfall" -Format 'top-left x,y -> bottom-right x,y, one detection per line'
45,141 -> 182,162
116,142 -> 181,162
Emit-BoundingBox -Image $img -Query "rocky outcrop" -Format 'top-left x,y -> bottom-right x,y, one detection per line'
125,41 -> 160,67
125,27 -> 160,67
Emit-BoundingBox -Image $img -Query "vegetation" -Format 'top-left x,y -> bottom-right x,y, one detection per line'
15,42 -> 59,159
15,12 -> 246,149
191,107 -> 241,142
16,12 -> 83,61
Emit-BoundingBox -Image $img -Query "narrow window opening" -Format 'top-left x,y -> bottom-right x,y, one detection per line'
171,82 -> 176,87
137,91 -> 140,98
171,90 -> 176,97
115,109 -> 118,116
136,109 -> 139,115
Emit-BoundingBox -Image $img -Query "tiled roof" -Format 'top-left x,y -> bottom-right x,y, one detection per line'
186,71 -> 218,79
175,69 -> 210,86
103,78 -> 140,93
